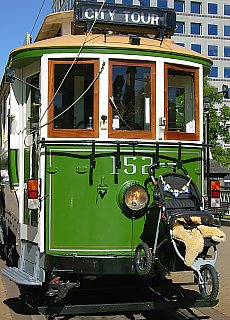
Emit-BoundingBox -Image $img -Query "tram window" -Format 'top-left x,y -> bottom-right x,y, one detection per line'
0,96 -> 7,147
109,60 -> 155,139
48,59 -> 99,138
165,64 -> 199,140
26,73 -> 40,132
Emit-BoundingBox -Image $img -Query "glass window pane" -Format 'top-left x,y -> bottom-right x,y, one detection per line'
175,42 -> 185,47
140,0 -> 151,6
176,21 -> 185,33
208,24 -> 218,35
224,5 -> 230,16
224,26 -> 230,36
112,65 -> 151,131
224,47 -> 230,57
157,0 -> 168,8
174,0 -> 184,12
224,67 -> 230,78
208,45 -> 218,56
191,23 -> 201,35
191,1 -> 201,14
209,66 -> 218,78
191,44 -> 201,53
208,3 -> 218,14
26,74 -> 40,131
54,64 -> 94,129
168,69 -> 195,133
122,0 -> 133,4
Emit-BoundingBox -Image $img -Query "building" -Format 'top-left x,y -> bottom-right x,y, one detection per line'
51,0 -> 230,100
171,0 -> 230,103
51,0 -> 74,12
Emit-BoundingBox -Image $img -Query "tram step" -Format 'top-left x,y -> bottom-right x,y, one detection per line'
1,267 -> 42,286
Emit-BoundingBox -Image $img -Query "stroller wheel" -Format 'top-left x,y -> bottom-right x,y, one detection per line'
198,264 -> 219,301
134,242 -> 152,276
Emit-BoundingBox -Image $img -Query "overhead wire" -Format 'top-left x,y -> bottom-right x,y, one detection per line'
30,0 -> 47,37
39,0 -> 106,124
23,0 -> 107,146
40,61 -> 105,129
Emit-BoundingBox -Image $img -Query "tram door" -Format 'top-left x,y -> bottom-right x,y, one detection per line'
24,73 -> 40,233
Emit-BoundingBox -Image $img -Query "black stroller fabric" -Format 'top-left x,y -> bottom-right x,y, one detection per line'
158,173 -> 202,211
157,172 -> 214,225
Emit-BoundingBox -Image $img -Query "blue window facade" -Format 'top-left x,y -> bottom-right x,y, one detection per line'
174,0 -> 185,12
224,5 -> 230,16
224,67 -> 230,78
224,26 -> 230,36
209,66 -> 218,78
208,24 -> 218,35
122,0 -> 133,4
208,45 -> 218,56
191,23 -> 201,35
137,0 -> 150,5
175,42 -> 185,47
191,44 -> 201,53
176,22 -> 185,33
157,0 -> 168,8
208,3 -> 218,14
224,47 -> 230,57
191,1 -> 201,14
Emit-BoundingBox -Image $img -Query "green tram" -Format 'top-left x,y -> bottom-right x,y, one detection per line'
0,1 -> 221,316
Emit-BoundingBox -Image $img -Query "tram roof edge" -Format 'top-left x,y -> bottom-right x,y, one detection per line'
9,34 -> 212,74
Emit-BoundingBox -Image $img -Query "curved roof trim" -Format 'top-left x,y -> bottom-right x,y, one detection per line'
11,45 -> 212,69
10,34 -> 212,73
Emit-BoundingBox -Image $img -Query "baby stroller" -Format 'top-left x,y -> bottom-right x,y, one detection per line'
135,162 -> 224,301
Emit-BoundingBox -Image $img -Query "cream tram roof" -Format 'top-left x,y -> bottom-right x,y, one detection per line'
9,10 -> 212,74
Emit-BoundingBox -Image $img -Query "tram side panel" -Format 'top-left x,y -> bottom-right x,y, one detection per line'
45,145 -> 145,258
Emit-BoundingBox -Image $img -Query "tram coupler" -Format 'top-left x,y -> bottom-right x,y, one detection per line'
46,277 -> 80,302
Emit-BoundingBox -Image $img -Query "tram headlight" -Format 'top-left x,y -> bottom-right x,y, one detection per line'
117,181 -> 149,219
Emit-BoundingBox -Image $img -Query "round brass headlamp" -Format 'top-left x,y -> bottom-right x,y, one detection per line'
117,181 -> 149,219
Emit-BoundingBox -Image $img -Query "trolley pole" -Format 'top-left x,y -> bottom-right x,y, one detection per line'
203,97 -> 211,208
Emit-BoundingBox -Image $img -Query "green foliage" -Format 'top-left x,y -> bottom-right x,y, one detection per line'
211,146 -> 230,167
204,78 -> 230,167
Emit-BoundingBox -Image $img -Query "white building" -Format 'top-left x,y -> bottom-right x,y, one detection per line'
51,0 -> 230,100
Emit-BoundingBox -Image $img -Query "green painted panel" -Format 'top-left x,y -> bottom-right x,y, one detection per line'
9,149 -> 19,186
45,144 -> 202,256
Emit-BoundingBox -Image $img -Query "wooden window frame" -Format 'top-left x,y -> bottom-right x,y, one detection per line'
48,59 -> 99,138
108,60 -> 156,140
164,64 -> 200,141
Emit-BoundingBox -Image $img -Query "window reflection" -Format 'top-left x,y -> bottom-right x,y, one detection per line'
168,69 -> 195,133
112,65 -> 151,131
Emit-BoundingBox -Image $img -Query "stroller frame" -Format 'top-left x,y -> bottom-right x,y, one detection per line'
135,161 -> 220,302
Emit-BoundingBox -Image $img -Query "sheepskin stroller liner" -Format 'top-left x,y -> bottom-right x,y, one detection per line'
136,168 -> 223,302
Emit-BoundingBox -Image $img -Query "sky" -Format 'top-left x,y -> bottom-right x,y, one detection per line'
0,0 -> 51,77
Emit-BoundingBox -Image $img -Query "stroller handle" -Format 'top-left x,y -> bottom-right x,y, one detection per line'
148,162 -> 190,185
148,164 -> 158,185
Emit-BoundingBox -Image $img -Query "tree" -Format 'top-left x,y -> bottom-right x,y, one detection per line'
203,78 -> 230,167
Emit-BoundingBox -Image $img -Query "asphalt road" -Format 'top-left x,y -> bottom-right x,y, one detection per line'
0,224 -> 230,320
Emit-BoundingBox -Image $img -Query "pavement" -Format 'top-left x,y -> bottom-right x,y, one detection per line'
0,220 -> 230,319
0,269 -> 12,319
204,223 -> 230,319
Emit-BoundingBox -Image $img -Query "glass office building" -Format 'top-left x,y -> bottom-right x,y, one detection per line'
52,0 -> 74,12
51,0 -> 230,101
172,0 -> 230,102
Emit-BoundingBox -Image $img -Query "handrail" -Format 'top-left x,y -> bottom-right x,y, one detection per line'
39,138 -> 212,148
